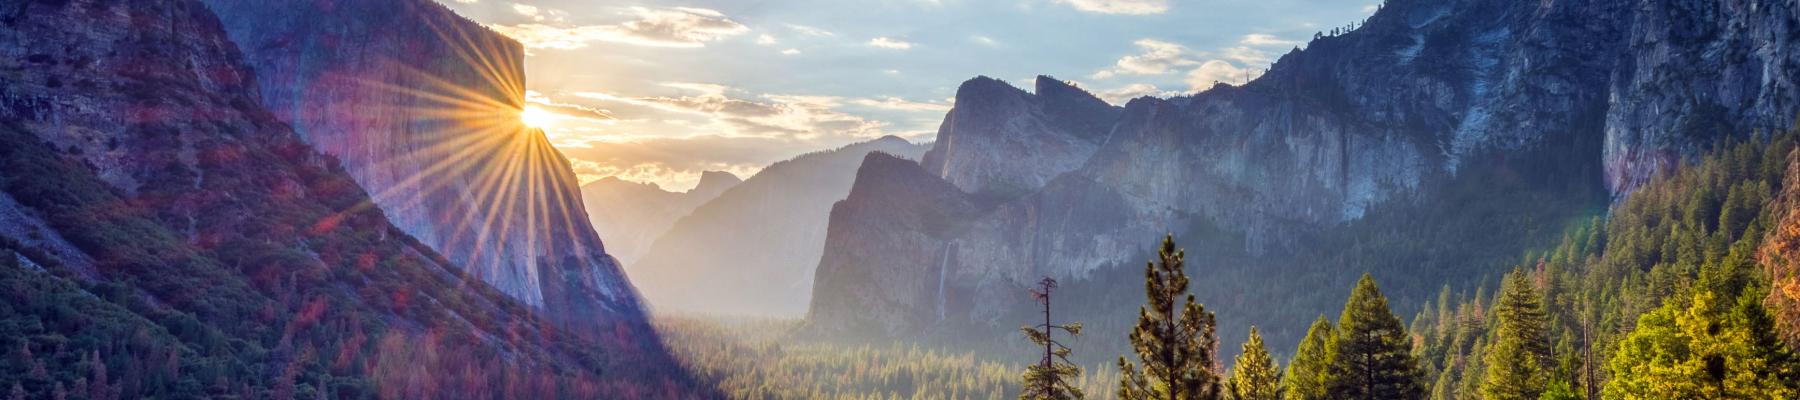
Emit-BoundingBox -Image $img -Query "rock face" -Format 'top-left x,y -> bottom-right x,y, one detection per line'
631,136 -> 928,316
808,0 -> 1800,349
0,0 -> 696,395
921,76 -> 1120,201
198,0 -> 643,327
582,171 -> 741,264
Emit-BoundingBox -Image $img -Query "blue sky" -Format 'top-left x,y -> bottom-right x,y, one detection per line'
437,0 -> 1376,191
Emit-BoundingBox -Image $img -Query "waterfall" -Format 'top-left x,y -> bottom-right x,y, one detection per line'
936,242 -> 953,321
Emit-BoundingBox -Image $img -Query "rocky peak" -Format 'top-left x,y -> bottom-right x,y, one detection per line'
921,76 -> 1123,200
690,170 -> 743,196
199,0 -> 645,328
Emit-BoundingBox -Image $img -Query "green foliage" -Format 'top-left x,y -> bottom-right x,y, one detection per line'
1226,327 -> 1282,400
1324,274 -> 1425,400
1405,130 -> 1800,400
1282,317 -> 1333,400
1603,289 -> 1794,399
1481,269 -> 1553,400
1118,235 -> 1224,400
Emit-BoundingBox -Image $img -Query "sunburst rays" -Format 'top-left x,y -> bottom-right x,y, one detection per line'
314,11 -> 608,306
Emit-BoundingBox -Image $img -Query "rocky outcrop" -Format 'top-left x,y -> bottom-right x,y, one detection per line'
808,0 -> 1800,350
920,76 -> 1120,201
0,0 -> 698,395
631,136 -> 928,316
582,171 -> 740,264
198,0 -> 643,327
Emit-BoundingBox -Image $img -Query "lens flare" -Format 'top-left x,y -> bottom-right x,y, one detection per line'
519,106 -> 553,129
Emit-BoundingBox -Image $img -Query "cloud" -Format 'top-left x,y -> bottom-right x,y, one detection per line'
1091,39 -> 1199,79
848,96 -> 951,112
781,48 -> 802,55
511,3 -> 538,16
756,34 -> 778,45
868,37 -> 914,50
1055,0 -> 1169,15
786,24 -> 836,37
570,86 -> 890,141
971,35 -> 999,46
488,7 -> 749,49
525,90 -> 615,121
1240,33 -> 1301,47
1184,60 -> 1260,90
560,136 -> 808,190
1091,83 -> 1178,104
453,0 -> 477,3
1221,46 -> 1273,65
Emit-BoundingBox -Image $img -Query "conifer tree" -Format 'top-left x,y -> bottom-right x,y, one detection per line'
1283,317 -> 1333,400
1481,269 -> 1552,400
1118,235 -> 1223,400
1227,327 -> 1282,400
1324,274 -> 1424,400
1022,277 -> 1084,400
1605,289 -> 1796,399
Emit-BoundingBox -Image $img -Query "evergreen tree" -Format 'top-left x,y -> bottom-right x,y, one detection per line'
1283,316 -> 1333,400
1604,289 -> 1796,399
1118,235 -> 1223,400
1022,277 -> 1085,400
1227,327 -> 1282,400
1481,269 -> 1552,400
1324,274 -> 1425,400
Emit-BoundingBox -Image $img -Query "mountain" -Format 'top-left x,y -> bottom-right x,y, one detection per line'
0,0 -> 701,397
198,0 -> 641,329
631,136 -> 929,316
808,0 -> 1800,356
582,171 -> 741,264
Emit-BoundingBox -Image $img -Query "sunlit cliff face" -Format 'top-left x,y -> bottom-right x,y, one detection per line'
322,17 -> 623,310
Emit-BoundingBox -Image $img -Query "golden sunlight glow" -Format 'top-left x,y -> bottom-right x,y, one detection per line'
519,105 -> 554,129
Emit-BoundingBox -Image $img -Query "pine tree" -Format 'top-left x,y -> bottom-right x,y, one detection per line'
1227,327 -> 1282,400
1324,274 -> 1425,400
1604,289 -> 1796,399
1118,235 -> 1223,400
1022,277 -> 1084,400
1283,316 -> 1333,400
1481,269 -> 1552,400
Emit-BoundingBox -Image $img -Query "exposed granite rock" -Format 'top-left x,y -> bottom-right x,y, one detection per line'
198,0 -> 644,328
632,136 -> 928,316
808,0 -> 1800,350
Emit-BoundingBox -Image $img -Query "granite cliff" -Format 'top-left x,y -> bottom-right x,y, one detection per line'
199,0 -> 644,328
809,0 -> 1800,354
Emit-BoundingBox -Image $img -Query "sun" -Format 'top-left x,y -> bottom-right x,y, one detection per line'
519,105 -> 553,129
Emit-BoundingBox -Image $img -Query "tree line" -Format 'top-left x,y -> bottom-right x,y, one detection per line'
1020,129 -> 1800,399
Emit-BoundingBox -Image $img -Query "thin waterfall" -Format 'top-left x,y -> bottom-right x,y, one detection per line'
936,242 -> 953,321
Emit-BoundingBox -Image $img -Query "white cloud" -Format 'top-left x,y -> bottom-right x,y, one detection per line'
1185,60 -> 1260,90
849,96 -> 951,112
453,0 -> 477,3
972,35 -> 999,46
756,34 -> 778,45
1055,0 -> 1168,15
868,37 -> 914,50
511,3 -> 539,16
1092,83 -> 1178,104
1240,33 -> 1301,47
1362,4 -> 1380,13
787,24 -> 836,37
1221,46 -> 1273,65
1091,39 -> 1199,79
488,7 -> 749,49
781,48 -> 802,55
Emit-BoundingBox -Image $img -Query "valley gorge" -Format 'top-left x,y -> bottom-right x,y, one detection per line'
807,0 -> 1800,358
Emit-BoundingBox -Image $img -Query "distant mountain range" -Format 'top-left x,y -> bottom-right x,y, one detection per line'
583,171 -> 741,265
806,0 -> 1800,358
620,136 -> 928,317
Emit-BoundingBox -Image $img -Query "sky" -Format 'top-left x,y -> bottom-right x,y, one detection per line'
435,0 -> 1378,192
